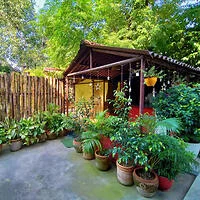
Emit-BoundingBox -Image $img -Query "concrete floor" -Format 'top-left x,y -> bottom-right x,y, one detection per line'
0,139 -> 196,200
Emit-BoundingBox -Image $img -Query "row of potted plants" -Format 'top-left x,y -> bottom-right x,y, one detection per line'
72,85 -> 199,198
0,104 -> 74,152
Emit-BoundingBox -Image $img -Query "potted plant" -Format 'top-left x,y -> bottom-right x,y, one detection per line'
134,113 -> 181,136
110,119 -> 137,186
132,134 -> 165,197
3,118 -> 23,151
19,117 -> 46,145
152,134 -> 198,191
152,83 -> 200,157
143,66 -> 166,87
81,130 -> 102,160
0,123 -> 7,153
95,149 -> 111,171
72,98 -> 94,153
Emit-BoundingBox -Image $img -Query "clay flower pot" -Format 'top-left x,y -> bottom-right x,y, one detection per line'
9,139 -> 22,152
73,138 -> 82,153
82,152 -> 95,160
116,160 -> 134,186
95,150 -> 110,171
133,167 -> 159,198
158,176 -> 174,191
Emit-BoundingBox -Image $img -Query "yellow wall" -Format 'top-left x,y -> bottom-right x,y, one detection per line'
75,79 -> 108,115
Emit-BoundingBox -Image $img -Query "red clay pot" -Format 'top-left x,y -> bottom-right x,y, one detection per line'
158,176 -> 174,191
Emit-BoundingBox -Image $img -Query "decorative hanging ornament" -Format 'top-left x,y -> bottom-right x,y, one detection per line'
107,68 -> 110,80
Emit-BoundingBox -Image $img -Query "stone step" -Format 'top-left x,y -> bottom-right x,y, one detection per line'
184,173 -> 200,200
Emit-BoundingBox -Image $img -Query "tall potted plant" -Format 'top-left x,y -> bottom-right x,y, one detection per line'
110,119 -> 137,185
152,135 -> 198,191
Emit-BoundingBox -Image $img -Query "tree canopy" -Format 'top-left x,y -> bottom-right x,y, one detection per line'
1,0 -> 200,70
38,0 -> 200,69
0,0 -> 45,69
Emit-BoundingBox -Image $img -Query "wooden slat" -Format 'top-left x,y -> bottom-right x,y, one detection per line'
0,73 -> 66,120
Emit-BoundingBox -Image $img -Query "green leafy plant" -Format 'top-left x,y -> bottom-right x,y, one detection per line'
110,119 -> 138,166
109,83 -> 132,121
152,135 -> 198,180
3,118 -> 21,141
0,123 -> 7,144
134,113 -> 181,136
19,117 -> 45,145
152,84 -> 200,142
143,66 -> 166,79
81,130 -> 102,154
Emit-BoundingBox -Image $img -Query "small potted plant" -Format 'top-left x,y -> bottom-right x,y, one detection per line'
81,130 -> 102,160
143,66 -> 166,87
95,148 -> 111,171
0,123 -> 7,153
3,118 -> 23,152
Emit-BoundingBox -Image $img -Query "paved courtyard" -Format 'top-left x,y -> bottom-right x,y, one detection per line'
0,138 -> 196,200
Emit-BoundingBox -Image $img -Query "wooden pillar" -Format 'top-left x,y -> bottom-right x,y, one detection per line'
103,80 -> 105,110
65,77 -> 69,115
139,57 -> 145,115
90,49 -> 92,68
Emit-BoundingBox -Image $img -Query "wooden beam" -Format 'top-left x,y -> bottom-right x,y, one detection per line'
139,57 -> 145,115
93,48 -> 138,58
67,57 -> 142,77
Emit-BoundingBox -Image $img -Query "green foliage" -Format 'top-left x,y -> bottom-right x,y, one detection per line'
2,117 -> 21,140
152,135 -> 198,180
38,0 -> 200,68
0,123 -> 7,144
143,66 -> 166,79
134,113 -> 181,135
42,104 -> 69,135
152,84 -> 200,142
109,84 -> 132,121
0,66 -> 12,74
0,0 -> 45,69
81,130 -> 102,154
74,97 -> 94,119
19,117 -> 45,145
110,119 -> 138,166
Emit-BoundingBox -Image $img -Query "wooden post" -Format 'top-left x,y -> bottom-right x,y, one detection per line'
65,77 -> 69,115
139,57 -> 145,115
90,48 -> 92,68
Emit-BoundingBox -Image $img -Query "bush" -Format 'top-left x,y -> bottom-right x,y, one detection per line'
152,84 -> 200,142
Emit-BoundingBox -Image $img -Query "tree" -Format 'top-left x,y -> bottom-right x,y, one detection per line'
38,0 -> 200,69
0,0 -> 46,69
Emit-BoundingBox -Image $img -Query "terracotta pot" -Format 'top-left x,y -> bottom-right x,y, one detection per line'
73,138 -> 82,153
144,77 -> 158,87
10,139 -> 22,152
46,130 -> 57,140
133,167 -> 159,198
116,160 -> 134,186
0,144 -> 2,153
38,133 -> 47,143
82,152 -> 95,160
95,150 -> 110,171
158,176 -> 174,191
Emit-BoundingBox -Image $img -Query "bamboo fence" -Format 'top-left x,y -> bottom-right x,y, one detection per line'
0,73 -> 65,121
